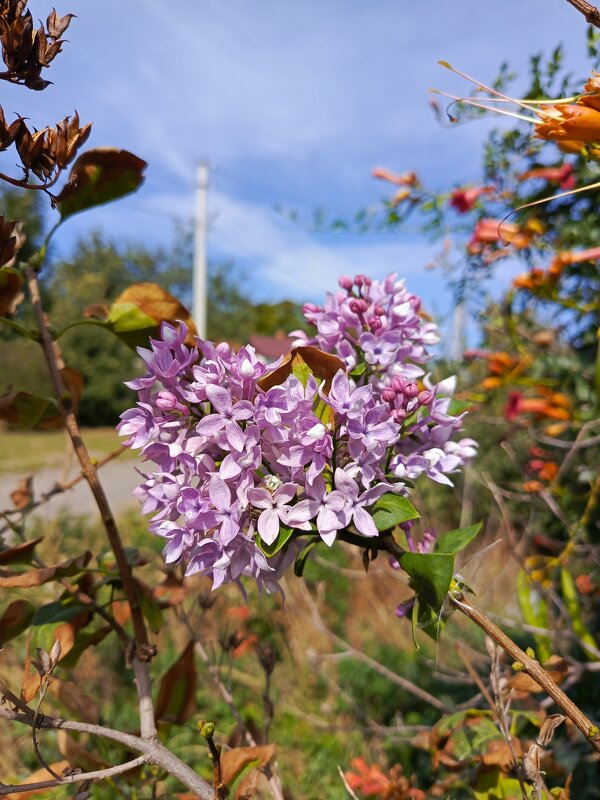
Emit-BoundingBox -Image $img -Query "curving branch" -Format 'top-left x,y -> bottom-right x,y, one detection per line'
0,704 -> 213,799
565,0 -> 600,27
0,755 -> 148,796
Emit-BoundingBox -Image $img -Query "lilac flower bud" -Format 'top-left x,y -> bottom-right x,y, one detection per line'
338,275 -> 353,290
404,382 -> 419,399
349,298 -> 368,314
381,387 -> 396,403
369,317 -> 383,332
156,391 -> 179,410
239,358 -> 255,378
302,303 -> 321,315
354,274 -> 372,287
374,305 -> 385,317
417,390 -> 433,405
390,376 -> 405,393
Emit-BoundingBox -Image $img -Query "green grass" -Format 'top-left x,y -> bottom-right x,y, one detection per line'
0,426 -> 135,474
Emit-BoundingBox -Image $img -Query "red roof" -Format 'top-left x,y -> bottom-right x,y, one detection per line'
249,332 -> 291,361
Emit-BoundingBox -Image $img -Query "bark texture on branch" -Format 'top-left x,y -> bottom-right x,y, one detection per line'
566,0 -> 600,28
451,595 -> 600,753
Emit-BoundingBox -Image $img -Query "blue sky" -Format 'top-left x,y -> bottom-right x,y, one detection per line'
4,0 -> 593,330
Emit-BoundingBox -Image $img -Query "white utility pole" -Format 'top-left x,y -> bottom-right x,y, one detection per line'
192,161 -> 209,339
448,300 -> 466,361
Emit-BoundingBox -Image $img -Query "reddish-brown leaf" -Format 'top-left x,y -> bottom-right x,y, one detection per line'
155,640 -> 197,725
0,599 -> 36,642
0,536 -> 43,565
9,475 -> 33,510
0,266 -> 23,315
112,283 -> 197,345
220,743 -> 276,788
508,656 -> 568,693
0,552 -> 90,588
258,346 -> 344,393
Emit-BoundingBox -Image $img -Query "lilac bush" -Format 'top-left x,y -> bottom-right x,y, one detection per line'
119,273 -> 476,592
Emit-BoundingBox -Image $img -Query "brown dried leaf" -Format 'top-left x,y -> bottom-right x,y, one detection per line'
0,552 -> 90,588
220,743 -> 276,788
155,640 -> 197,725
0,599 -> 35,643
21,643 -> 41,703
0,536 -> 43,565
537,713 -> 566,746
508,656 -> 568,693
53,610 -> 91,660
481,738 -> 523,769
112,283 -> 197,344
257,346 -> 344,393
10,474 -> 33,510
0,266 -> 23,315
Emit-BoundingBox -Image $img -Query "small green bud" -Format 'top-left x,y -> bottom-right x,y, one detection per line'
525,647 -> 535,659
199,721 -> 215,739
589,725 -> 599,738
512,661 -> 524,671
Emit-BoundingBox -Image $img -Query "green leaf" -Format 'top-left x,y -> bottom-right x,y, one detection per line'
399,551 -> 455,611
257,525 -> 294,558
55,148 -> 147,221
434,522 -> 482,555
32,600 -> 86,626
291,360 -> 311,388
410,596 -> 420,650
293,537 -> 321,577
139,590 -> 163,634
349,362 -> 367,378
370,493 -> 419,531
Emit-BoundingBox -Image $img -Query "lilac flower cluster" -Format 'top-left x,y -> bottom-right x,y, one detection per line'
119,323 -> 400,592
291,273 -> 477,487
119,273 -> 476,593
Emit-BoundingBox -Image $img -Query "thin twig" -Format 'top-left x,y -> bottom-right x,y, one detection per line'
0,755 -> 148,796
338,765 -> 360,800
450,595 -> 600,753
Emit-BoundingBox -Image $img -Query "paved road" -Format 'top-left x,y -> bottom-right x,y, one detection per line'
0,459 -> 142,520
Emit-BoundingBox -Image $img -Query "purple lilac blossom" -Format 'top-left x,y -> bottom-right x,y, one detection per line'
119,272 -> 476,594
